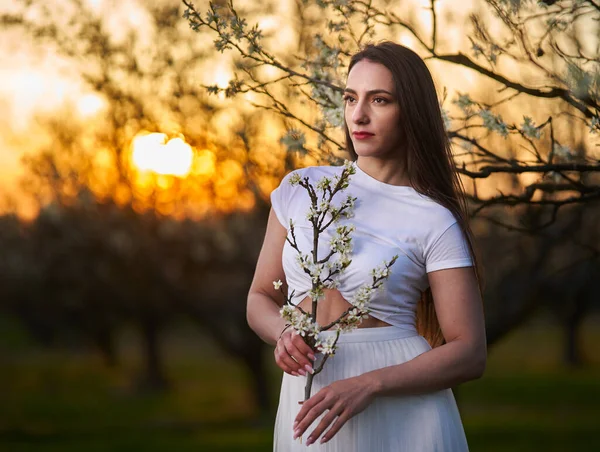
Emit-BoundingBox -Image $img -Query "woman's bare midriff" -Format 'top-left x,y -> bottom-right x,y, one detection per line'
296,288 -> 391,330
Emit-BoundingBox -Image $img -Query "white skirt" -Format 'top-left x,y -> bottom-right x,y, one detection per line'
274,326 -> 469,451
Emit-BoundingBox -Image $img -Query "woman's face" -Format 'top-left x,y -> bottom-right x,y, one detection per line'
344,59 -> 403,159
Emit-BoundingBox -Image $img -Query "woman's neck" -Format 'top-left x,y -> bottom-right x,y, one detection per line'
355,157 -> 412,187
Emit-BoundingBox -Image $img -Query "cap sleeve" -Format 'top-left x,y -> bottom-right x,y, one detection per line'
424,221 -> 473,273
270,169 -> 302,228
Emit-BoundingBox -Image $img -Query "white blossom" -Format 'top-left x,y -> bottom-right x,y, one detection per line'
370,265 -> 390,279
453,93 -> 476,117
288,173 -> 301,186
322,104 -> 344,128
322,278 -> 340,289
343,160 -> 356,174
280,307 -> 320,338
471,42 -> 484,58
280,305 -> 297,321
346,307 -> 368,323
553,142 -> 574,161
306,321 -> 320,338
315,334 -> 338,355
273,279 -> 283,290
329,224 -> 355,254
441,107 -> 452,131
295,253 -> 311,270
350,284 -> 376,311
306,262 -> 325,284
280,129 -> 306,153
309,286 -> 324,301
520,116 -> 541,139
316,177 -> 332,192
335,321 -> 356,333
590,116 -> 599,134
479,109 -> 509,137
318,200 -> 331,212
547,171 -> 562,183
566,62 -> 593,98
339,195 -> 356,217
306,206 -> 319,221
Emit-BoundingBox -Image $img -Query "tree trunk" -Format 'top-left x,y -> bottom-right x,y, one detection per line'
241,337 -> 271,414
138,316 -> 168,391
184,303 -> 271,414
562,297 -> 587,368
94,327 -> 118,368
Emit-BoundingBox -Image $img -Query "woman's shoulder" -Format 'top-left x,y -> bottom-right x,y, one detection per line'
275,164 -> 341,198
277,165 -> 345,193
404,191 -> 460,232
288,164 -> 344,180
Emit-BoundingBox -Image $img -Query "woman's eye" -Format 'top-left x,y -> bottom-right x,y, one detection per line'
343,95 -> 356,103
373,97 -> 388,104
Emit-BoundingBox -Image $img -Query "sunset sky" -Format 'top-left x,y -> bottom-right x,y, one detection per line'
2,0 -> 595,218
0,0 -> 300,215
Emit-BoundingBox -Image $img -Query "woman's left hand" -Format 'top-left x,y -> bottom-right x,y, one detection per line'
293,375 -> 377,446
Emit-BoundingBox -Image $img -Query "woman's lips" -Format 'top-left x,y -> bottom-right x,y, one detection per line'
352,132 -> 375,140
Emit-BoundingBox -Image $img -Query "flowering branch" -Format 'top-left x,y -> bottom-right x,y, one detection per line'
272,160 -> 398,402
182,0 -> 600,230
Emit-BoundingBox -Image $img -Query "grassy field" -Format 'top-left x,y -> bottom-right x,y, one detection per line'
1,314 -> 598,451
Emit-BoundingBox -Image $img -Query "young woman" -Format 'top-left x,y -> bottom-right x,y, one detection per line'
247,41 -> 486,451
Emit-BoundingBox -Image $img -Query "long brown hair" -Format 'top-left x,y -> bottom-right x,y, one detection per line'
344,41 -> 482,348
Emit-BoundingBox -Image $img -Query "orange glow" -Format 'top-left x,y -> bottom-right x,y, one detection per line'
77,94 -> 104,117
122,133 -> 259,218
131,133 -> 193,177
212,65 -> 232,100
191,149 -> 217,179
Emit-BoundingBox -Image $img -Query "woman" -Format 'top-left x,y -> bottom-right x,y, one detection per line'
247,41 -> 486,451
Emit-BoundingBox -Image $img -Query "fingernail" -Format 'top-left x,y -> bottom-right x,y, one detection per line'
293,421 -> 298,428
320,436 -> 327,443
292,372 -> 299,377
306,437 -> 313,446
298,369 -> 306,376
309,354 -> 316,361
305,364 -> 314,374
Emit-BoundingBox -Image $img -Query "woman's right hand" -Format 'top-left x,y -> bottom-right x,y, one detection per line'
274,328 -> 316,377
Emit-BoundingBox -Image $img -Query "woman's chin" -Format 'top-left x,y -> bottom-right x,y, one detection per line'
354,146 -> 386,158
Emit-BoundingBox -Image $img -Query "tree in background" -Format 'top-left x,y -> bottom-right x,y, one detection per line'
182,0 -> 600,359
0,0 -> 304,410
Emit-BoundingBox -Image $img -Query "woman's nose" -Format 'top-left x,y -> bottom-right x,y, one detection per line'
352,100 -> 369,124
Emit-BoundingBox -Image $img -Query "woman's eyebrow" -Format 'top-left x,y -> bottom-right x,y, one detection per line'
343,88 -> 394,96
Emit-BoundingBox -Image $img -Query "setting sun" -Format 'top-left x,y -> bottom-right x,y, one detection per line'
77,93 -> 104,117
131,133 -> 193,177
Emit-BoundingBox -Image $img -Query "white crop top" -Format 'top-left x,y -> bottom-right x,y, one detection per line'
270,162 -> 474,331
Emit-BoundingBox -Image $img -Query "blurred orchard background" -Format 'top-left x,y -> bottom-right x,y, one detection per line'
0,0 -> 599,450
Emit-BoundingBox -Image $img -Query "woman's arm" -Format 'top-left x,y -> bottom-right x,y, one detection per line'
365,265 -> 486,395
247,208 -> 290,345
293,265 -> 486,445
247,209 -> 316,376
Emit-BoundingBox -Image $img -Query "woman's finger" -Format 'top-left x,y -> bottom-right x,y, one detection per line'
320,411 -> 350,444
293,392 -> 329,438
283,339 -> 313,370
276,343 -> 306,375
274,347 -> 300,376
291,332 -> 316,361
306,405 -> 342,446
294,390 -> 323,426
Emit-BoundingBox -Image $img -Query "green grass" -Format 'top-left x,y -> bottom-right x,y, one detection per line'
460,314 -> 600,452
0,314 -> 598,451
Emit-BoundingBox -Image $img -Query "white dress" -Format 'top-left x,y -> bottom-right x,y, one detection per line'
270,162 -> 472,451
274,327 -> 469,451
